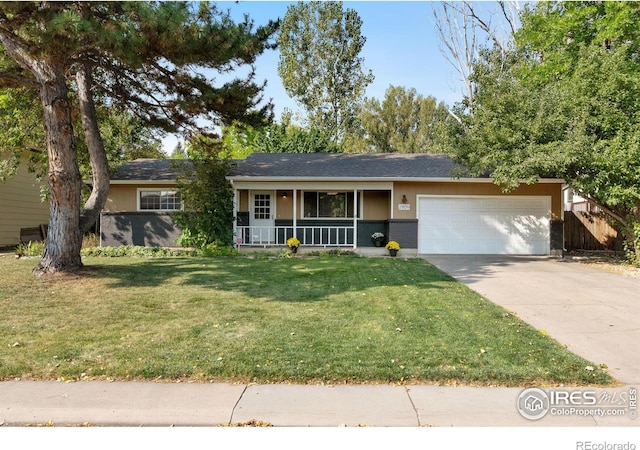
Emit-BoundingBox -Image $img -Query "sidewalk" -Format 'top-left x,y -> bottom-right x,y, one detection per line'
0,380 -> 636,427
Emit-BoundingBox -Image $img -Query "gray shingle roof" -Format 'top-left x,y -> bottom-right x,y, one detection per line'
229,152 -> 470,179
111,153 -> 474,182
111,159 -> 192,181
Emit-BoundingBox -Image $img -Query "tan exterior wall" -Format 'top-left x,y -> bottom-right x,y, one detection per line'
0,162 -> 50,247
238,190 -> 249,211
276,190 -> 293,220
242,190 -> 391,220
392,181 -> 563,220
233,182 -> 562,222
104,184 -> 178,212
362,191 -> 390,220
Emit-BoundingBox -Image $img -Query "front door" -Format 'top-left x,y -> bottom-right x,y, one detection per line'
251,191 -> 275,244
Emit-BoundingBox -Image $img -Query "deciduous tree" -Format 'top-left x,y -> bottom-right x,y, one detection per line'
451,2 -> 640,262
350,85 -> 450,153
277,1 -> 373,143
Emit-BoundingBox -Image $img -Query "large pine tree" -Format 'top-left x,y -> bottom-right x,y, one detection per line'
0,2 -> 277,274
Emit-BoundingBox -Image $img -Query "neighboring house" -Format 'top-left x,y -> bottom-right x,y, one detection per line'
563,186 -> 598,213
0,159 -> 49,249
103,153 -> 564,255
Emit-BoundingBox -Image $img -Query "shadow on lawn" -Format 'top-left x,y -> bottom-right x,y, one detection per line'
93,256 -> 450,302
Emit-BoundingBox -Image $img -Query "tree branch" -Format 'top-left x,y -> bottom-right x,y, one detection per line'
573,190 -> 629,227
0,72 -> 39,89
76,60 -> 111,233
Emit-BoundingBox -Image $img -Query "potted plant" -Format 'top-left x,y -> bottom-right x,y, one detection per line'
385,240 -> 400,257
287,236 -> 301,254
371,232 -> 385,247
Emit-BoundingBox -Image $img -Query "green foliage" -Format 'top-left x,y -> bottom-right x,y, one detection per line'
80,246 -> 190,258
173,135 -> 235,248
15,241 -> 45,257
256,122 -> 342,154
349,85 -> 451,153
0,2 -> 278,272
96,108 -> 165,172
0,85 -> 162,184
623,223 -> 640,267
304,249 -> 359,257
221,121 -> 342,157
278,1 -> 374,143
197,243 -> 240,257
450,2 -> 640,261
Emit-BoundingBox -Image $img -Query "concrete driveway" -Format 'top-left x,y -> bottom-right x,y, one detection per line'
423,255 -> 640,385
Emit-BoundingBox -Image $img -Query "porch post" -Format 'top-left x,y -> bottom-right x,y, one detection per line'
353,189 -> 358,249
390,188 -> 395,219
232,185 -> 238,248
293,188 -> 298,240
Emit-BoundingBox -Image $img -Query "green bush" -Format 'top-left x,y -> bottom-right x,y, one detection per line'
623,223 -> 640,267
80,244 -> 239,258
15,241 -> 44,257
196,242 -> 239,257
305,249 -> 360,257
81,245 -> 192,258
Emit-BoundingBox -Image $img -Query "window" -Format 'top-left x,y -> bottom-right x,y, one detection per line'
303,192 -> 358,218
139,190 -> 182,211
253,193 -> 271,220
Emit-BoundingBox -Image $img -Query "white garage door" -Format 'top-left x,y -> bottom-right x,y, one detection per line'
418,196 -> 551,255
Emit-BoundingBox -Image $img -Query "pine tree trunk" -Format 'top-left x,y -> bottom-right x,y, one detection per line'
77,61 -> 110,234
32,67 -> 83,275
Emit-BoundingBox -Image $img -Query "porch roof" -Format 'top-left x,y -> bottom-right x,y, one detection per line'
228,153 -> 470,180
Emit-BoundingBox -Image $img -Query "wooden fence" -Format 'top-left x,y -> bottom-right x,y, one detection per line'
564,211 -> 621,251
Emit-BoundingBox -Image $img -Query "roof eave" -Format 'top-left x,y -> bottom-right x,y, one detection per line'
109,179 -> 179,185
226,176 -> 565,183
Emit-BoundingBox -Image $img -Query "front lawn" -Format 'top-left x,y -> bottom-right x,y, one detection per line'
0,253 -> 613,386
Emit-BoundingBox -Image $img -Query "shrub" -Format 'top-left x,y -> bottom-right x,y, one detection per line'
15,240 -> 44,257
197,243 -> 239,257
81,245 -> 191,258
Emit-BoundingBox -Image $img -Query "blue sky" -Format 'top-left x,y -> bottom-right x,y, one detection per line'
227,1 -> 466,117
164,1 -> 471,151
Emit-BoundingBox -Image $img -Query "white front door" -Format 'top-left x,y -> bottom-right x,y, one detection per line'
251,191 -> 275,244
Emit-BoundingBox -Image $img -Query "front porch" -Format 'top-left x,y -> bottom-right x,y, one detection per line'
236,224 -> 355,248
231,184 -> 401,250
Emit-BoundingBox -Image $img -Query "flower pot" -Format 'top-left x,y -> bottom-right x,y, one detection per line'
373,241 -> 384,247
389,249 -> 398,257
290,246 -> 298,254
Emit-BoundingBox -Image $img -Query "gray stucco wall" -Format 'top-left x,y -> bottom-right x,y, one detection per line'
387,219 -> 418,249
100,212 -> 182,247
551,219 -> 564,256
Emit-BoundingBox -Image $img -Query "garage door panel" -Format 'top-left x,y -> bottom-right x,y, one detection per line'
418,196 -> 550,255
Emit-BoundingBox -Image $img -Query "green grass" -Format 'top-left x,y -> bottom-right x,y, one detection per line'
0,253 -> 613,386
